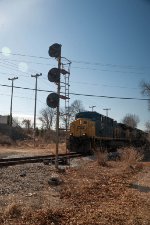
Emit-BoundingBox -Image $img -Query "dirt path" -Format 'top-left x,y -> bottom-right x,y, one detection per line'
0,143 -> 67,158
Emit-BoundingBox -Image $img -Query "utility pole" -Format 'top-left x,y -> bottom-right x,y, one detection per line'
103,108 -> 111,117
8,77 -> 18,126
89,105 -> 96,111
31,73 -> 42,145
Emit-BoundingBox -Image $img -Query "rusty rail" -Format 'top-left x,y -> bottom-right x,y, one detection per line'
0,152 -> 82,167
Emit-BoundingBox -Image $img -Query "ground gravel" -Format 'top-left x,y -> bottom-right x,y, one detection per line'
0,158 -> 150,225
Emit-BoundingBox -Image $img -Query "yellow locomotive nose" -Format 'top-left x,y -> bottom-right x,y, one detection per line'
70,118 -> 95,137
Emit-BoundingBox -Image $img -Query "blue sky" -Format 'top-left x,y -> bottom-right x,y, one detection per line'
0,0 -> 150,129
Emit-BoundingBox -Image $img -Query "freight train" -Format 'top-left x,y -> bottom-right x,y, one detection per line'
67,111 -> 147,154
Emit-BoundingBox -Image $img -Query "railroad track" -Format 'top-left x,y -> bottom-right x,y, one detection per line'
0,152 -> 82,167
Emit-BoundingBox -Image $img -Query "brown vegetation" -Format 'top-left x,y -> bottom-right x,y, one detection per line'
0,145 -> 149,224
118,147 -> 144,164
94,150 -> 108,166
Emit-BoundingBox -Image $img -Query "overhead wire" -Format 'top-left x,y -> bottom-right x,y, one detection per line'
0,57 -> 146,75
0,51 -> 149,71
0,91 -> 46,105
71,65 -> 145,75
0,71 -> 140,91
0,51 -> 50,60
0,83 -> 149,101
0,51 -> 149,95
70,59 -> 149,70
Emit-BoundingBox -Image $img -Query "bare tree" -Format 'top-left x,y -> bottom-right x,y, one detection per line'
60,100 -> 85,128
22,119 -> 32,131
69,100 -> 85,118
122,114 -> 140,128
39,107 -> 56,130
141,80 -> 150,110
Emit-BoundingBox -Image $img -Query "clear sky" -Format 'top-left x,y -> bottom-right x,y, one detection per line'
0,0 -> 150,130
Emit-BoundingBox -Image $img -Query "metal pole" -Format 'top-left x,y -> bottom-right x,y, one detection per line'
31,73 -> 42,145
8,77 -> 18,126
55,53 -> 61,169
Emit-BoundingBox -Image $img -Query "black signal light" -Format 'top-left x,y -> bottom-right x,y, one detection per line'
48,43 -> 61,58
46,93 -> 59,108
48,68 -> 60,83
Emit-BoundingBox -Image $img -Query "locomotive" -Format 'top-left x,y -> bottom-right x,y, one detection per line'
67,111 -> 146,154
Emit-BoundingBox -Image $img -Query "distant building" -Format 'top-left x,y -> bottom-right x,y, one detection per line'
0,115 -> 8,124
0,115 -> 20,127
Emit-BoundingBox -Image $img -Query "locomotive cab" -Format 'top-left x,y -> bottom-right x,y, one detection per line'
69,118 -> 95,154
70,118 -> 95,137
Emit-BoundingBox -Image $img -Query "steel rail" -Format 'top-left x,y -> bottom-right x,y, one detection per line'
0,152 -> 82,167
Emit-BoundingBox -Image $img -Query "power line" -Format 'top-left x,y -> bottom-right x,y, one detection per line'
0,60 -> 40,77
0,51 -> 50,60
1,51 -> 150,71
0,83 -> 149,101
0,57 -> 54,67
0,92 -> 46,105
71,59 -> 149,70
0,71 -> 140,90
0,83 -> 53,93
0,57 -> 146,75
69,92 -> 150,101
72,65 -> 144,75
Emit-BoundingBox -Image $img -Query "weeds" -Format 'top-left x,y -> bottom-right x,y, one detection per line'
94,150 -> 108,166
118,147 -> 144,164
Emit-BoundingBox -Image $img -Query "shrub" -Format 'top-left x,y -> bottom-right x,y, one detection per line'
118,147 -> 144,165
94,150 -> 108,166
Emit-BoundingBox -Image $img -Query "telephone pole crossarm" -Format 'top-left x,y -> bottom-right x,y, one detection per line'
103,108 -> 111,117
89,105 -> 96,112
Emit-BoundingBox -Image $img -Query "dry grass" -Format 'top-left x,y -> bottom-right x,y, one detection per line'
0,145 -> 149,224
94,150 -> 108,166
117,147 -> 144,172
0,134 -> 12,145
94,147 -> 145,169
93,147 -> 144,168
118,147 -> 144,163
4,203 -> 22,219
1,206 -> 64,225
0,159 -> 149,225
0,143 -> 67,157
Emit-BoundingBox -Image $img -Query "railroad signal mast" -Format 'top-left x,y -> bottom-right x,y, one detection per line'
61,58 -> 71,132
47,43 -> 71,169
